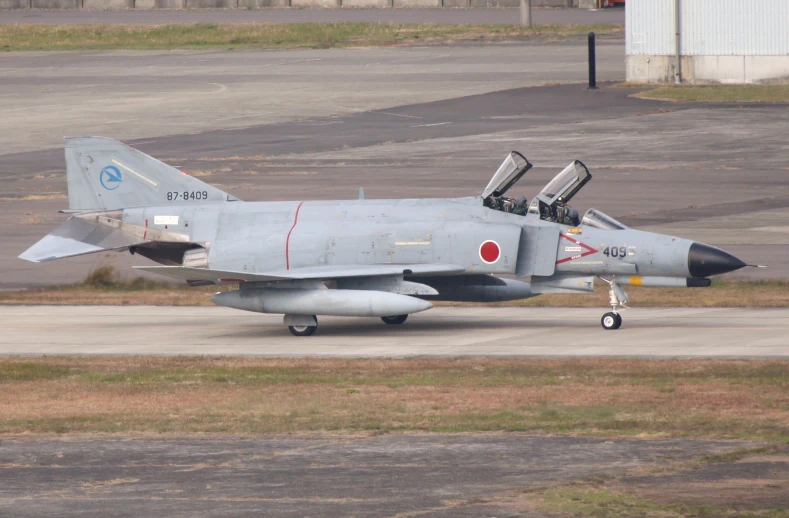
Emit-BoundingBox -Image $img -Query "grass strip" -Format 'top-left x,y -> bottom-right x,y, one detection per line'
538,485 -> 789,518
0,23 -> 622,52
2,265 -> 787,307
0,357 -> 786,440
632,85 -> 789,103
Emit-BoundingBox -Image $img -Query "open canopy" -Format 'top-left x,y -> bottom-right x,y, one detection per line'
536,160 -> 591,205
527,160 -> 593,223
481,151 -> 532,198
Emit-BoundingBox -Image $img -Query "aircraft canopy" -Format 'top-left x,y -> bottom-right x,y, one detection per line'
481,151 -> 532,198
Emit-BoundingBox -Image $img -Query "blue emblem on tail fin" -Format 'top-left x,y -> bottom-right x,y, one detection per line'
99,165 -> 123,191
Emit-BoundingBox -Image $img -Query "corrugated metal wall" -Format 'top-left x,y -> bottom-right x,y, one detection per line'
627,0 -> 789,56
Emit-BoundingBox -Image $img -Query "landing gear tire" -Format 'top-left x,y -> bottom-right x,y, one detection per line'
288,317 -> 318,337
381,314 -> 408,325
601,312 -> 622,330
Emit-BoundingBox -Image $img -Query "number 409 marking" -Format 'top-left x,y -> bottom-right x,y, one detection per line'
603,246 -> 627,258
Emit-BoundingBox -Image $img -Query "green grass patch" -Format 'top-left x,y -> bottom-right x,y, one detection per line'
0,362 -> 73,382
633,85 -> 789,103
539,487 -> 731,518
0,23 -> 623,52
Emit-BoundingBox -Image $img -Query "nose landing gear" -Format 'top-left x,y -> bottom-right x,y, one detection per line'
598,277 -> 628,330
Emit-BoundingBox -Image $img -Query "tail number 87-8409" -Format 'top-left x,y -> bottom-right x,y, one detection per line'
168,191 -> 209,201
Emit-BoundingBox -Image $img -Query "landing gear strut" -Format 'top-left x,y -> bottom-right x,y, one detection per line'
598,277 -> 628,330
381,314 -> 408,325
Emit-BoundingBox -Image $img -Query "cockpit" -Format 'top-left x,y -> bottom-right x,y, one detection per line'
482,151 -> 627,230
480,152 -> 533,216
525,160 -> 590,227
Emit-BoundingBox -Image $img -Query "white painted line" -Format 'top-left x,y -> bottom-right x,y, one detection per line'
294,121 -> 343,126
111,159 -> 158,187
215,112 -> 275,121
0,104 -> 60,113
100,118 -> 141,125
410,122 -> 453,128
374,111 -> 422,120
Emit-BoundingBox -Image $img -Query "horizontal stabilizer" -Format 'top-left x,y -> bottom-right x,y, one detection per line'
19,216 -> 143,263
135,263 -> 466,283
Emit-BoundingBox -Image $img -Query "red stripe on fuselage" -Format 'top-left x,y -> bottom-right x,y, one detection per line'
555,233 -> 599,264
285,201 -> 305,270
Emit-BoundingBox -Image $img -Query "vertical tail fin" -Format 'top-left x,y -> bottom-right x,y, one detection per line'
65,136 -> 239,211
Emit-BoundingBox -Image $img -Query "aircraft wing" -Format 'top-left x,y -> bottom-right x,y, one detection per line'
134,263 -> 466,283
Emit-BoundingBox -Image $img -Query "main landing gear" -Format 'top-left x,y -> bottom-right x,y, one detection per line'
598,277 -> 629,330
381,314 -> 408,325
284,314 -> 410,336
285,315 -> 318,336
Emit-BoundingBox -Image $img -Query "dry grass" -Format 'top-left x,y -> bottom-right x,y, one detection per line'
0,23 -> 623,52
0,193 -> 67,201
18,213 -> 44,225
2,274 -> 788,307
186,167 -> 232,177
0,357 -> 786,439
633,85 -> 789,103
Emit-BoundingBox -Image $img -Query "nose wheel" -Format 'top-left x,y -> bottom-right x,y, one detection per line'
598,277 -> 629,330
601,312 -> 622,330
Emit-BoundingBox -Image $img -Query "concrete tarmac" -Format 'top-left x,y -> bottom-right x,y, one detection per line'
0,7 -> 625,26
2,306 -> 788,357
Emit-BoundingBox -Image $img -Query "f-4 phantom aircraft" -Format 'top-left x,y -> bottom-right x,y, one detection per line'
21,138 -> 751,336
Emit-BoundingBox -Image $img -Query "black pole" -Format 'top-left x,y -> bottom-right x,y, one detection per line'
588,32 -> 597,90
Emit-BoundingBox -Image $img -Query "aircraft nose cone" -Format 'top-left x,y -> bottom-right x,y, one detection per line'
688,242 -> 747,277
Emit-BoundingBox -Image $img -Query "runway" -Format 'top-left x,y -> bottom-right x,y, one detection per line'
2,306 -> 787,357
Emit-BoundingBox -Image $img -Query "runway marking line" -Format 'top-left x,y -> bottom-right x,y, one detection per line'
374,111 -> 422,120
410,122 -> 452,128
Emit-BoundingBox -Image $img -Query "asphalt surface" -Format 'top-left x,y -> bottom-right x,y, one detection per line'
0,7 -> 625,25
0,434 -> 750,517
3,306 -> 789,357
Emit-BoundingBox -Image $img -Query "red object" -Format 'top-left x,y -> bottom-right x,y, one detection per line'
555,234 -> 599,265
285,201 -> 305,270
604,0 -> 626,6
479,241 -> 501,264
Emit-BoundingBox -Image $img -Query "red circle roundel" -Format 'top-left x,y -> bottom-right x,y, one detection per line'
479,240 -> 501,264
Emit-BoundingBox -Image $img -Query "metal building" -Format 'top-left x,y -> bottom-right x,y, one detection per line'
626,0 -> 789,84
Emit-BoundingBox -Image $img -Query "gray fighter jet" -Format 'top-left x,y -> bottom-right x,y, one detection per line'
21,138 -> 751,335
